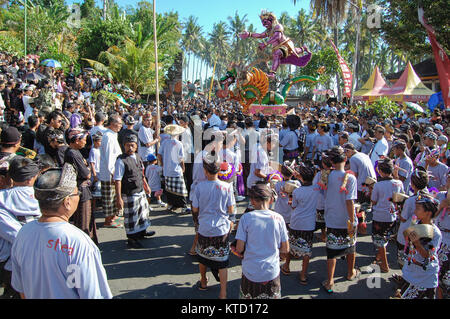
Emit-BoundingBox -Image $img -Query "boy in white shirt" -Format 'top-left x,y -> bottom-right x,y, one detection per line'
89,132 -> 103,212
145,154 -> 166,207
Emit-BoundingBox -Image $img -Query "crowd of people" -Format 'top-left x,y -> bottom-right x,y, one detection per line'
0,51 -> 449,299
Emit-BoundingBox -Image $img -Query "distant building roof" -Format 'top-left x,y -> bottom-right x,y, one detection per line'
386,58 -> 437,80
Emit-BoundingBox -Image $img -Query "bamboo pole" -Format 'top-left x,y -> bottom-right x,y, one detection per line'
208,57 -> 218,101
153,0 -> 160,143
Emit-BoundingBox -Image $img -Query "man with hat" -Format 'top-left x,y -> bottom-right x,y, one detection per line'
114,134 -> 154,249
65,127 -> 98,245
158,124 -> 189,214
0,126 -> 21,189
10,164 -> 112,299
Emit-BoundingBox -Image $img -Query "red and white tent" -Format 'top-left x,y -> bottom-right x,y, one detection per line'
353,66 -> 391,101
379,61 -> 435,102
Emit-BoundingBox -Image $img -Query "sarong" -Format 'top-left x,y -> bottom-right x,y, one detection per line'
165,176 -> 188,208
73,199 -> 98,245
438,242 -> 450,298
288,227 -> 314,258
372,220 -> 397,248
239,274 -> 281,299
195,232 -> 230,270
101,180 -> 119,217
326,227 -> 357,259
397,277 -> 436,299
315,209 -> 325,231
123,191 -> 151,236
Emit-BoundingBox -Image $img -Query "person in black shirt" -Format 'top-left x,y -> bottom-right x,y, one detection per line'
21,115 -> 39,150
64,127 -> 98,245
42,111 -> 64,158
118,115 -> 138,153
48,131 -> 68,167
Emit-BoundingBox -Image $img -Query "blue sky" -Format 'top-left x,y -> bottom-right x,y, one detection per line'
71,0 -> 311,34
68,0 -> 312,82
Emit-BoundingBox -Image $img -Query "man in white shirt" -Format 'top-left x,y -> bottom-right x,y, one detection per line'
11,165 -> 112,299
138,113 -> 159,163
347,122 -> 362,151
99,114 -> 123,227
22,86 -> 34,124
370,126 -> 389,166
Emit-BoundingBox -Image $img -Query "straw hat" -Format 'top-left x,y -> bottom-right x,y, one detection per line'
164,124 -> 185,136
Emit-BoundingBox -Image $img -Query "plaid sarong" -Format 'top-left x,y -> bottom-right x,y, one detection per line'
101,180 -> 119,217
165,176 -> 188,197
123,191 -> 151,235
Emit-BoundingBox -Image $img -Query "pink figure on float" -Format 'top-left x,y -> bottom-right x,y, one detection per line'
239,10 -> 312,79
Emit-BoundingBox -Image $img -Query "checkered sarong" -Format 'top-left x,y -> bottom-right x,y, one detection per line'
165,176 -> 188,197
101,180 -> 119,217
123,191 -> 151,235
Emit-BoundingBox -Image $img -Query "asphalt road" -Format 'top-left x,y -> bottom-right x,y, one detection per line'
97,199 -> 401,300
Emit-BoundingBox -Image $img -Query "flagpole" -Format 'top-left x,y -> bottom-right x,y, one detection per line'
153,0 -> 160,143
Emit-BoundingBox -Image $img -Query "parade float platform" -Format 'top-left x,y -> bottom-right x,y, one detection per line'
246,104 -> 287,116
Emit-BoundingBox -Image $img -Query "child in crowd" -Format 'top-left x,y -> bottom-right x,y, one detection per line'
274,161 -> 299,228
281,164 -> 318,285
393,195 -> 442,299
396,168 -> 429,268
371,158 -> 404,273
89,132 -> 102,213
145,154 -> 165,207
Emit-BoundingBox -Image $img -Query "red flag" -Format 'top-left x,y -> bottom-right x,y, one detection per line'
419,7 -> 450,108
329,39 -> 353,98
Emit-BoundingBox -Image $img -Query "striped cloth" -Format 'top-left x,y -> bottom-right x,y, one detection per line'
164,176 -> 188,197
123,191 -> 151,235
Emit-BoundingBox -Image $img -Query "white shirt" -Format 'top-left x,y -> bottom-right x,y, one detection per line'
98,129 -> 122,182
23,95 -> 34,123
349,132 -> 362,151
370,137 -> 389,166
180,127 -> 193,163
138,126 -> 155,160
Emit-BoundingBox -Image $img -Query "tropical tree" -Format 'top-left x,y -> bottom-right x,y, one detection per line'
227,11 -> 248,64
208,21 -> 231,78
83,37 -> 166,95
181,15 -> 203,82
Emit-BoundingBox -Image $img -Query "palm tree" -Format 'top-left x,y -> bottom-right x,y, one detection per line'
83,37 -> 163,95
208,21 -> 231,78
227,11 -> 248,64
182,15 -> 203,82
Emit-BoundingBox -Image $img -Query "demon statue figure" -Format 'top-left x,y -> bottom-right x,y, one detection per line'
239,10 -> 312,79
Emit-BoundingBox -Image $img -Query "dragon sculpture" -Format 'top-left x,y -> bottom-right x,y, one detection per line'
217,63 -> 320,113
